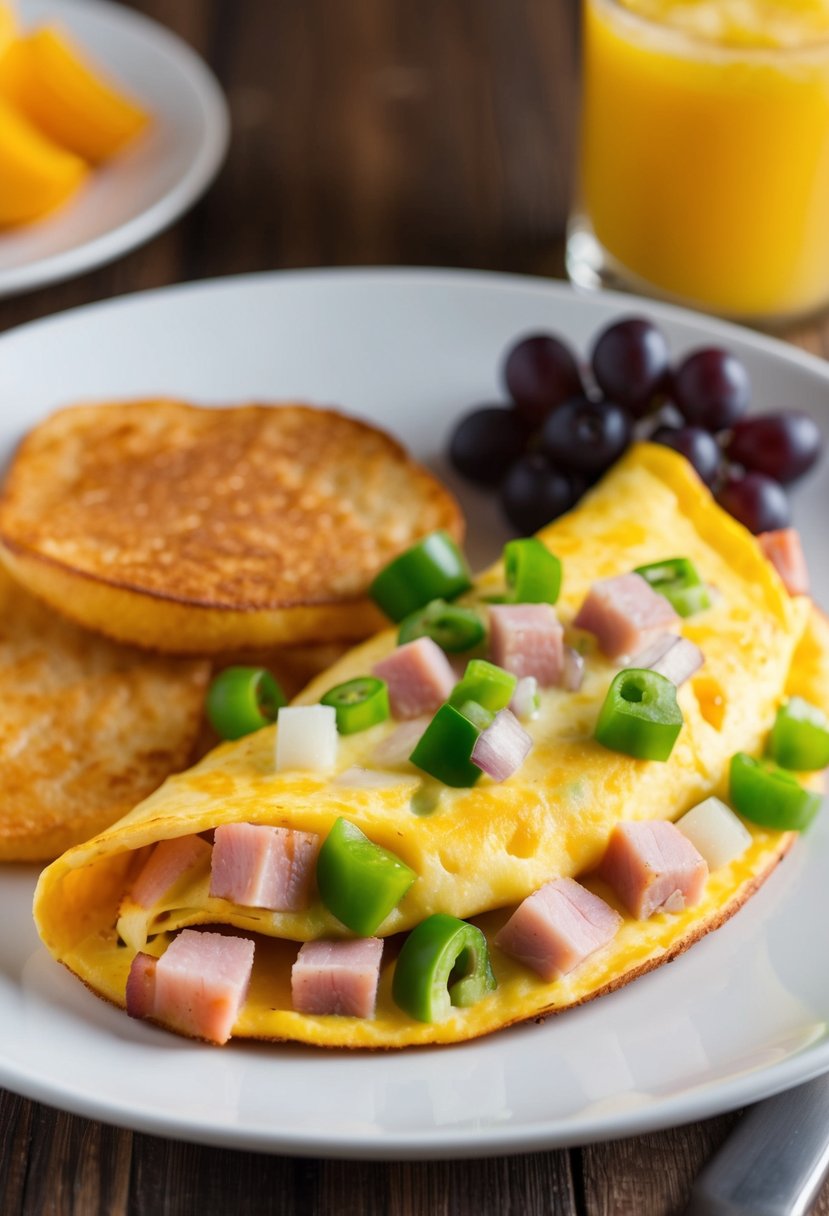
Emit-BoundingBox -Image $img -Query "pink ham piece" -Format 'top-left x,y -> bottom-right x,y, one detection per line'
495,877 -> 621,981
471,708 -> 532,781
144,929 -> 254,1044
210,823 -> 319,911
758,528 -> 810,597
373,637 -> 456,719
126,931 -> 255,1044
125,952 -> 157,1020
598,821 -> 708,919
291,937 -> 384,1018
573,572 -> 678,659
129,835 -> 212,910
488,604 -> 564,687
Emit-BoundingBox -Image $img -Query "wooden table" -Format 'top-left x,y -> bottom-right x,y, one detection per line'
1,2 -> 828,1212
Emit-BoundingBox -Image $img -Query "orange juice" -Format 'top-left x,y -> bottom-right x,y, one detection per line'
572,0 -> 829,321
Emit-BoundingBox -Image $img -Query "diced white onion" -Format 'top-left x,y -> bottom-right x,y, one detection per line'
275,705 -> 338,773
333,766 -> 414,790
561,646 -> 585,692
626,633 -> 675,669
650,637 -> 704,687
510,676 -> 540,720
628,634 -> 704,688
371,717 -> 430,766
675,796 -> 752,870
471,708 -> 532,782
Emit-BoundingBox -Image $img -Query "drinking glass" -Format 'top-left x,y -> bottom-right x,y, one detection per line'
567,0 -> 829,325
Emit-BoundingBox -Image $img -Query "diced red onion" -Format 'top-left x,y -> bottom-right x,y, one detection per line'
371,717 -> 430,766
561,645 -> 585,692
649,637 -> 704,687
510,676 -> 540,720
471,709 -> 532,782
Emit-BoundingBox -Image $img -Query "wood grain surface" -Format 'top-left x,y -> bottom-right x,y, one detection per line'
1,1 -> 828,1213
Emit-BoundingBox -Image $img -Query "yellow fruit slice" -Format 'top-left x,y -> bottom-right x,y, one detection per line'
0,96 -> 87,226
2,26 -> 149,163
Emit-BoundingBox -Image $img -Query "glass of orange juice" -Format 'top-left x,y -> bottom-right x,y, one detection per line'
567,0 -> 829,324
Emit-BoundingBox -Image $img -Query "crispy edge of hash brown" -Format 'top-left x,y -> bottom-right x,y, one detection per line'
0,400 -> 463,654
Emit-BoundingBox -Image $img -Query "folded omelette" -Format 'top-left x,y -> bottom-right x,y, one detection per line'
34,445 -> 827,1048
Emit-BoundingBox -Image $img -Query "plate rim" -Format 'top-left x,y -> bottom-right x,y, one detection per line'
3,262 -> 829,384
0,0 -> 229,298
2,265 -> 829,1157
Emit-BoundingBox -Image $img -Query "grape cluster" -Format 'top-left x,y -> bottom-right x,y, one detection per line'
448,317 -> 822,536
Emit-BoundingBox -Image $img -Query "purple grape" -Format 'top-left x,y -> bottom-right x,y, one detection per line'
502,333 -> 583,427
725,411 -> 822,485
539,395 -> 633,477
590,317 -> 670,417
500,454 -> 582,534
716,471 -> 790,534
650,425 -> 722,486
672,348 -> 751,432
449,406 -> 530,485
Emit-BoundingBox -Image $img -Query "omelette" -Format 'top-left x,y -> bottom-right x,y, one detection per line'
34,444 -> 828,1048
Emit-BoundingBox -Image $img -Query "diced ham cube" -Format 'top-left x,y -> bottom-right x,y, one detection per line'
125,952 -> 157,1020
373,637 -> 455,719
488,604 -> 564,687
129,835 -> 212,910
574,573 -> 678,659
495,877 -> 621,981
210,823 -> 319,911
152,929 -> 255,1045
291,937 -> 384,1018
598,821 -> 708,919
758,529 -> 810,597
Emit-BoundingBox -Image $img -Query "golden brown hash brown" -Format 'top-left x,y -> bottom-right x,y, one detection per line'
0,566 -> 209,860
0,400 -> 463,653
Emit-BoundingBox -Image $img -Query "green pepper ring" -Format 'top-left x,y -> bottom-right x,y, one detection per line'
205,666 -> 287,740
392,912 -> 497,1022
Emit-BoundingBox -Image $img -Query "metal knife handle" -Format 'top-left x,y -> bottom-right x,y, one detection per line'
687,1075 -> 829,1216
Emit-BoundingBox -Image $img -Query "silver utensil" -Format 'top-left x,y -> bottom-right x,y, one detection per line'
687,1074 -> 829,1216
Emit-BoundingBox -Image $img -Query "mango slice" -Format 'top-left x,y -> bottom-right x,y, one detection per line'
2,26 -> 149,164
0,96 -> 87,226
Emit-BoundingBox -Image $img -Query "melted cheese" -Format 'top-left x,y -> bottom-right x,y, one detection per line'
33,444 -> 824,1048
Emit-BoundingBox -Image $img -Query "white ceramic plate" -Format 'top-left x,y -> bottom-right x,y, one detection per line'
0,0 -> 228,297
1,269 -> 828,1159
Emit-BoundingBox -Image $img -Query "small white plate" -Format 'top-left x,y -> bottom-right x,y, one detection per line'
1,268 -> 828,1158
0,0 -> 228,297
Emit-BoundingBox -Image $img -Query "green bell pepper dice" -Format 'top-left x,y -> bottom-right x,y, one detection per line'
634,557 -> 711,618
767,697 -> 829,772
392,913 -> 497,1022
316,818 -> 416,935
449,658 -> 517,715
205,666 -> 287,740
320,676 -> 390,735
595,668 -> 683,761
730,752 -> 822,831
409,703 -> 482,787
397,598 -> 485,653
369,532 -> 473,622
504,537 -> 562,605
